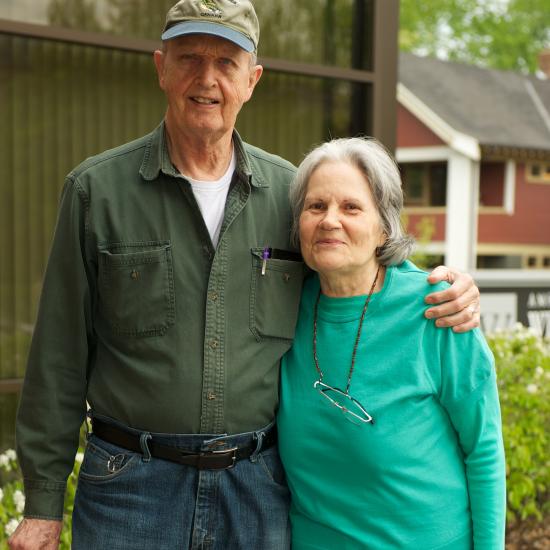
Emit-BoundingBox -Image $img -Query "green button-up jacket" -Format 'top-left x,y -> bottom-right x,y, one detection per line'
16,122 -> 305,519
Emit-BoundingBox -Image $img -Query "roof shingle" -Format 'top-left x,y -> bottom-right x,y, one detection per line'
399,52 -> 550,152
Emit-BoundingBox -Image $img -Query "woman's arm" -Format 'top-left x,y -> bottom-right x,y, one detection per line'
447,375 -> 506,548
439,331 -> 506,549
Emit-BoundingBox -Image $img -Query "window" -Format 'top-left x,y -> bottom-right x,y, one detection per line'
401,163 -> 447,207
478,255 -> 550,269
527,162 -> 550,183
477,255 -> 522,269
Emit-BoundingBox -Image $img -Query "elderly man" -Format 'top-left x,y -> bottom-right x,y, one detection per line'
9,1 -> 480,549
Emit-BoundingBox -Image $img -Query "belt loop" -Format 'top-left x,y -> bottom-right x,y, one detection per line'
250,430 -> 265,463
139,432 -> 152,462
85,410 -> 92,441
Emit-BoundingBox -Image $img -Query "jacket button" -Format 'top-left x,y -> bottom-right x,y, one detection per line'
209,291 -> 218,302
130,270 -> 139,280
283,273 -> 291,282
209,338 -> 218,349
207,392 -> 217,400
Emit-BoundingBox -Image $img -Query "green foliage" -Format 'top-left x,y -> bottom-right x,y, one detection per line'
0,449 -> 82,548
399,0 -> 550,73
1,326 -> 548,538
401,213 -> 440,270
0,450 -> 24,546
487,324 -> 550,523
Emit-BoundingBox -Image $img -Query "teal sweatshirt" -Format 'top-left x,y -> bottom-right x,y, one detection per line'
278,261 -> 506,549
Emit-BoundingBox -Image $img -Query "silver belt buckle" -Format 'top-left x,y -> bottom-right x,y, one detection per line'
209,446 -> 238,469
197,447 -> 238,470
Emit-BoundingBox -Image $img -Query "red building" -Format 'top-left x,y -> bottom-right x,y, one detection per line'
397,52 -> 550,270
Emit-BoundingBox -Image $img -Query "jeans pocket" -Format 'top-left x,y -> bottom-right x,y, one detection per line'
79,436 -> 139,483
249,248 -> 304,341
98,241 -> 175,337
257,446 -> 289,489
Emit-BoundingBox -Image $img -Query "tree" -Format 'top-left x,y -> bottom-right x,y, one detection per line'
399,0 -> 550,73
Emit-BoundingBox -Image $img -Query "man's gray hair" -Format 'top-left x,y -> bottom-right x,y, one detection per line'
289,137 -> 415,266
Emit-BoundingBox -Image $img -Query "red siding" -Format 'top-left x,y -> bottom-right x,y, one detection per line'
480,163 -> 504,206
396,105 -> 550,248
478,164 -> 550,245
405,166 -> 550,246
397,105 -> 445,147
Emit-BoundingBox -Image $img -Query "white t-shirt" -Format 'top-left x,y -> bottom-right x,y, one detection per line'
186,149 -> 236,248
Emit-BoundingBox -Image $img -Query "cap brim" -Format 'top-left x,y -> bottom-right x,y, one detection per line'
161,21 -> 255,52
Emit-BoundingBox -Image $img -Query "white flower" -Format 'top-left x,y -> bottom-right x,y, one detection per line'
4,518 -> 20,537
13,489 -> 25,514
0,454 -> 9,469
0,488 -> 4,502
526,384 -> 539,394
75,452 -> 84,464
535,366 -> 544,378
5,449 -> 17,461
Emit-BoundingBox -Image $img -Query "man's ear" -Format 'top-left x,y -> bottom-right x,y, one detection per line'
153,49 -> 166,90
244,64 -> 263,102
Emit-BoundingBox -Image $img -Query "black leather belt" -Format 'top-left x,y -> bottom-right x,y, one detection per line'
91,418 -> 277,470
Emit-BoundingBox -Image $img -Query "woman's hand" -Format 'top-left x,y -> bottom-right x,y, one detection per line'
424,266 -> 480,333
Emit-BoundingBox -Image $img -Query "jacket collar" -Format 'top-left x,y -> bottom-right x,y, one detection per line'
140,121 -> 262,188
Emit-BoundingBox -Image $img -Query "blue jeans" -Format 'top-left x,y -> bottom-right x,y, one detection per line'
72,417 -> 291,549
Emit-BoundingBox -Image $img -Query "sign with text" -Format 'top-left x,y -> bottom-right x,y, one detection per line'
472,271 -> 550,337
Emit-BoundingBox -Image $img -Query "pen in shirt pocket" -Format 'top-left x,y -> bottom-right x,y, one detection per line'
261,246 -> 271,276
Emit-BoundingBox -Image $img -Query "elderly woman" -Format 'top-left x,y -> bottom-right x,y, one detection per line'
277,138 -> 506,549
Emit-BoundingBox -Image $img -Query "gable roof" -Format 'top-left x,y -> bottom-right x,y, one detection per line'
398,52 -> 550,157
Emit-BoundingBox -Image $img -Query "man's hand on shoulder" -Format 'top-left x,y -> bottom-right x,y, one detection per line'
424,265 -> 480,333
8,518 -> 62,550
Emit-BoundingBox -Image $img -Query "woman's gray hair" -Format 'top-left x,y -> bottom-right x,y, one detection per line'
290,137 -> 414,266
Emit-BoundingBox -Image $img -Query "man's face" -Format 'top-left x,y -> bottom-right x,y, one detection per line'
154,34 -> 263,142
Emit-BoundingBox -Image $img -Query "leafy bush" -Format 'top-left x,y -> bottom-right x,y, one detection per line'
402,213 -> 439,270
0,449 -> 81,549
0,324 -> 548,543
0,450 -> 24,544
487,324 -> 550,524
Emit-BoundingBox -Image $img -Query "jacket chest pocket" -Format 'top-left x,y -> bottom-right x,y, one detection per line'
249,248 -> 305,341
98,242 -> 175,337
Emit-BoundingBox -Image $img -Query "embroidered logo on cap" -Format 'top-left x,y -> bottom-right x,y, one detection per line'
200,0 -> 222,17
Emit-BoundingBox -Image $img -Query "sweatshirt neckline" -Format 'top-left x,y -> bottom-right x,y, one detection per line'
316,265 -> 393,322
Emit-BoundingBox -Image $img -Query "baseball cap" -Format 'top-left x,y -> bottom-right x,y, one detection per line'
162,0 -> 260,53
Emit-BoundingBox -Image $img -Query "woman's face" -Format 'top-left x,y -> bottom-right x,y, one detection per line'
299,160 -> 386,280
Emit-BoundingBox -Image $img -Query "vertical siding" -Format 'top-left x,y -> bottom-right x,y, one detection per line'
238,73 -> 354,164
0,35 -> 165,400
0,395 -> 18,451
